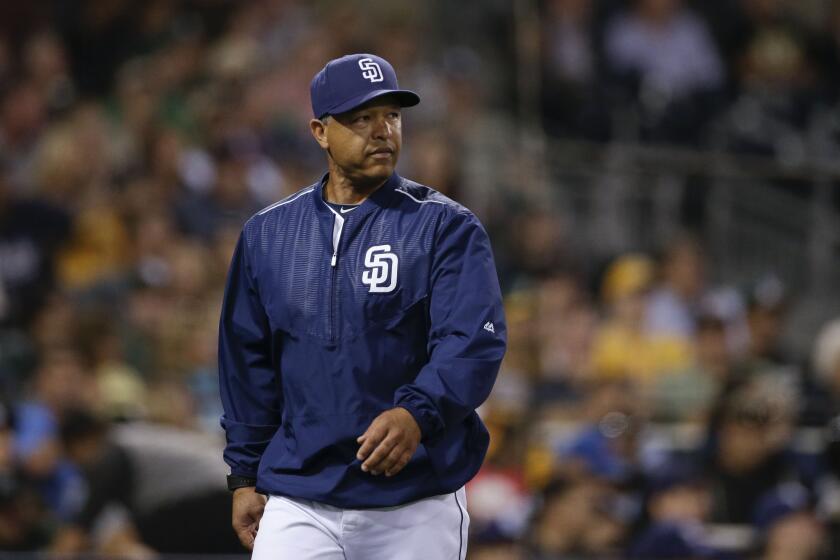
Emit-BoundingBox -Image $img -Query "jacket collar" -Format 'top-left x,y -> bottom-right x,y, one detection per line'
313,172 -> 400,222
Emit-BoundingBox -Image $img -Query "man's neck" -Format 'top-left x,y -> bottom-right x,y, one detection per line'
323,161 -> 389,205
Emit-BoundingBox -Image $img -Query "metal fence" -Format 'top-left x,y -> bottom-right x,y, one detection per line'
543,139 -> 840,355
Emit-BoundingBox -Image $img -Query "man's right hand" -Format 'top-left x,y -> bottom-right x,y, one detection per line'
232,486 -> 266,551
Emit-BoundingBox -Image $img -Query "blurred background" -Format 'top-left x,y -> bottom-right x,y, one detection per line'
1,0 -> 840,558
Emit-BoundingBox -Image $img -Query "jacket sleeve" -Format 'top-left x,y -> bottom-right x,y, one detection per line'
393,210 -> 507,442
218,230 -> 282,478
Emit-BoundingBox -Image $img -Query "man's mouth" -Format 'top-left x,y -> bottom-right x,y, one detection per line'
368,147 -> 394,157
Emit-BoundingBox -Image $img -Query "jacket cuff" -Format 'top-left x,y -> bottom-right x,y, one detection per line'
395,392 -> 444,442
229,468 -> 259,479
227,473 -> 258,491
220,416 -> 279,478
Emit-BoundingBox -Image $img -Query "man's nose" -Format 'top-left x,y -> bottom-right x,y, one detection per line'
370,116 -> 392,139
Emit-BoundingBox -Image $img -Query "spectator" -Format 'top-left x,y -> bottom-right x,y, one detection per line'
55,408 -> 240,555
525,476 -> 629,558
12,347 -> 94,520
815,319 -> 840,401
629,465 -> 725,559
0,166 -> 70,327
536,275 -> 598,405
815,0 -> 840,99
744,277 -> 788,360
544,0 -> 595,94
651,314 -> 730,423
736,0 -> 816,93
0,80 -> 47,186
74,313 -> 147,422
646,235 -> 707,340
467,410 -> 532,547
753,484 -> 828,560
541,0 -> 610,139
813,319 -> 840,475
721,0 -> 822,156
604,0 -> 725,141
591,254 -> 692,386
556,381 -> 669,484
0,402 -> 50,550
22,31 -> 76,115
703,376 -> 801,524
175,144 -> 266,240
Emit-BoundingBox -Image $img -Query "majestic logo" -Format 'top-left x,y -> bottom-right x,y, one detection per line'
358,58 -> 384,83
483,321 -> 496,334
362,245 -> 398,293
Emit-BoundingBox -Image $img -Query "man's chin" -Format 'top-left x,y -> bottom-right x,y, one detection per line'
358,164 -> 395,184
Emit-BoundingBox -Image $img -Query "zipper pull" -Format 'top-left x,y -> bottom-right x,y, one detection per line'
331,251 -> 337,266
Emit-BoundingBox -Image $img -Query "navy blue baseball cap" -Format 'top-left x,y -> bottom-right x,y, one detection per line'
310,53 -> 420,119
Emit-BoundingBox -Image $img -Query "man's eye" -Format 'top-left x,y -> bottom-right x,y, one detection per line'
388,112 -> 400,119
354,115 -> 370,124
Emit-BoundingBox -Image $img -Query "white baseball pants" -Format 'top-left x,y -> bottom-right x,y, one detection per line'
251,487 -> 468,560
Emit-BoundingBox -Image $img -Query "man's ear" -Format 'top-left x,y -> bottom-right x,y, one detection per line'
310,118 -> 329,149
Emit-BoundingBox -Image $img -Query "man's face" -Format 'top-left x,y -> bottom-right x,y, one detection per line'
314,96 -> 402,186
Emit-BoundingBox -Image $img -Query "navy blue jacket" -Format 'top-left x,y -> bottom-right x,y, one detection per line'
218,173 -> 506,508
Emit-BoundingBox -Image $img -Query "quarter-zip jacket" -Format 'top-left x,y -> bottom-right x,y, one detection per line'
218,173 -> 506,508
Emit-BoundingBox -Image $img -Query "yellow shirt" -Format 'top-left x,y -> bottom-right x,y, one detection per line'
591,323 -> 692,382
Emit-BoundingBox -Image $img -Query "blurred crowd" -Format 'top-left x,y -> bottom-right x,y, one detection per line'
0,0 -> 839,558
472,238 -> 840,559
543,0 -> 840,159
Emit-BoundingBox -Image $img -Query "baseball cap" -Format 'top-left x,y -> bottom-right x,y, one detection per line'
646,461 -> 706,496
310,53 -> 420,119
601,254 -> 654,304
629,523 -> 731,559
752,483 -> 811,532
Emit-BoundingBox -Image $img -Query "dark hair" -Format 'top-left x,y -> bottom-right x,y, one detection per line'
59,408 -> 108,447
696,314 -> 726,333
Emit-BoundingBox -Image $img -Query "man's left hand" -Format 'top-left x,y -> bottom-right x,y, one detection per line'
357,407 -> 421,477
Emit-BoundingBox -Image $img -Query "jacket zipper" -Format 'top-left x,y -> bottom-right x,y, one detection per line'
328,211 -> 345,340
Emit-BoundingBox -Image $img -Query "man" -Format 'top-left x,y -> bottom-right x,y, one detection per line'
218,53 -> 507,559
53,409 -> 240,555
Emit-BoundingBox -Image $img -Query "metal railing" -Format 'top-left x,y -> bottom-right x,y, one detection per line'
541,138 -> 840,354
